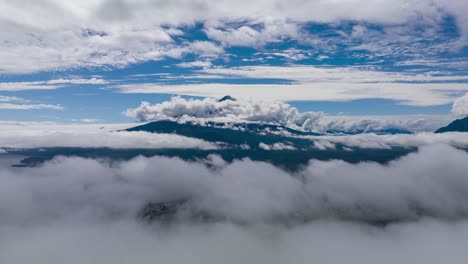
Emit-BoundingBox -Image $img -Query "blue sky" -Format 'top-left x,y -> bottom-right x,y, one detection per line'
1,0 -> 468,123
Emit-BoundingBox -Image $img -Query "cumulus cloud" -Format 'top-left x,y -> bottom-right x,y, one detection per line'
1,144 -> 468,263
204,19 -> 299,47
0,0 -> 466,73
452,93 -> 468,117
124,96 -> 454,133
176,60 -> 212,68
125,96 -> 323,131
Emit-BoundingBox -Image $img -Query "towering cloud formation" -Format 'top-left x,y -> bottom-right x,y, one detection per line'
452,93 -> 468,117
125,96 -> 323,131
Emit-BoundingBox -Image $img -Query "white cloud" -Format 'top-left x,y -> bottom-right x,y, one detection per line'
0,82 -> 61,92
114,65 -> 468,106
78,118 -> 100,123
124,96 -> 454,133
1,144 -> 468,224
0,0 -> 466,73
452,93 -> 468,117
0,95 -> 63,110
0,78 -> 107,91
45,78 -> 109,85
176,60 -> 212,68
124,96 -> 323,131
307,132 -> 468,150
0,103 -> 63,110
71,118 -> 101,123
204,19 -> 299,47
0,96 -> 28,102
0,124 -> 216,149
259,142 -> 296,150
201,65 -> 468,83
318,115 -> 452,133
115,81 -> 468,106
268,48 -> 311,61
1,144 -> 468,263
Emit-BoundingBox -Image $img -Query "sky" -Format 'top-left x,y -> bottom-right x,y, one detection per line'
1,0 -> 468,123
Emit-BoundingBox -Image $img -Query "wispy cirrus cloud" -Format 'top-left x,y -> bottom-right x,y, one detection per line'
0,95 -> 63,110
0,96 -> 28,103
0,78 -> 108,91
0,103 -> 63,110
114,65 -> 468,106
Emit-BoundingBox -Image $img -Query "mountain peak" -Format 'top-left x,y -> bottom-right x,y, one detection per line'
217,95 -> 237,102
435,116 -> 468,133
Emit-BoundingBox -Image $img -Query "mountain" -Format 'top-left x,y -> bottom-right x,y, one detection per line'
127,120 -> 413,139
9,120 -> 417,170
125,120 -> 320,149
217,95 -> 237,102
435,116 -> 468,133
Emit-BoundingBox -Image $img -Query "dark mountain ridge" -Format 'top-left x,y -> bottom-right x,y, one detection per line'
435,116 -> 468,133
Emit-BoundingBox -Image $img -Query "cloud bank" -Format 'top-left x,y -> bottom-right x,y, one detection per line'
125,96 -> 323,131
0,124 -> 216,150
318,115 -> 452,133
125,96 -> 451,132
1,144 -> 468,263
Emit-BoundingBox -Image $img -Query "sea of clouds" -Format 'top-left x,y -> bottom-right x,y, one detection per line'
1,144 -> 468,263
1,121 -> 468,152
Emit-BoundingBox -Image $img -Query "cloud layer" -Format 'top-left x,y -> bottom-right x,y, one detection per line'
0,0 -> 467,73
0,123 -> 216,149
1,144 -> 468,263
115,64 -> 468,106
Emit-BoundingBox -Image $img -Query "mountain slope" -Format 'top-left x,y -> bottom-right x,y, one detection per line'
435,116 -> 468,133
125,120 -> 318,149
